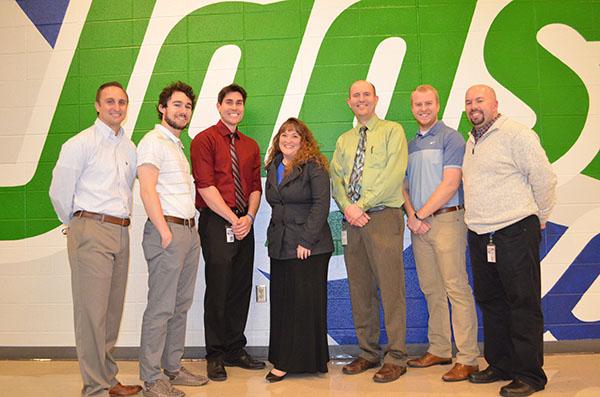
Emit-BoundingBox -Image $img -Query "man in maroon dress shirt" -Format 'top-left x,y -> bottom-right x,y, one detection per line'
190,84 -> 264,382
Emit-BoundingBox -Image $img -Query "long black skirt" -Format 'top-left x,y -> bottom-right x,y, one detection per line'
268,252 -> 331,373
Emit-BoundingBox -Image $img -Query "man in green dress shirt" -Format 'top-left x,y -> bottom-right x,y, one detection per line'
331,80 -> 409,383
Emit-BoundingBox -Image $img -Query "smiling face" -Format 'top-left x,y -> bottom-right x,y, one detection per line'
411,89 -> 440,131
347,80 -> 378,124
279,127 -> 302,161
217,91 -> 245,131
159,90 -> 193,133
465,85 -> 498,128
95,86 -> 128,133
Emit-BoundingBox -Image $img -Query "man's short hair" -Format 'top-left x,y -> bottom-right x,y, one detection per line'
411,84 -> 439,104
96,81 -> 128,103
156,81 -> 196,120
217,83 -> 247,104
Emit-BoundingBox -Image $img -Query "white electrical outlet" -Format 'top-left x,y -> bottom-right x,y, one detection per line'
256,285 -> 267,303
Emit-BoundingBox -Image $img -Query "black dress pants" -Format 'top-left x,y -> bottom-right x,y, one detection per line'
468,215 -> 547,389
199,208 -> 254,362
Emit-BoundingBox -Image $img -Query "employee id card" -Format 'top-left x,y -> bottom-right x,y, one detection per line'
225,225 -> 234,243
341,229 -> 348,246
487,232 -> 496,263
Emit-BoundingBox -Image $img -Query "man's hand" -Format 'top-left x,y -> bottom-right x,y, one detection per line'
160,229 -> 173,249
297,244 -> 311,260
407,214 -> 422,233
416,221 -> 431,235
232,215 -> 252,240
344,204 -> 371,227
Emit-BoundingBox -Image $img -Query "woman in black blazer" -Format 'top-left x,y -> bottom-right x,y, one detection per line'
264,117 -> 334,382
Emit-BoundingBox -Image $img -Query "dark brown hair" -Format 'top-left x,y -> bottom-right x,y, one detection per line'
157,81 -> 196,120
217,83 -> 247,104
95,81 -> 128,103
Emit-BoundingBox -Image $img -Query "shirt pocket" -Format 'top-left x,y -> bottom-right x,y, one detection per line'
367,146 -> 388,169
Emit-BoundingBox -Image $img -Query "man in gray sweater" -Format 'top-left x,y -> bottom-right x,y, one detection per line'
462,85 -> 556,397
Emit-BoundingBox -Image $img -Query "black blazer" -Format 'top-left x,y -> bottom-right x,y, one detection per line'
265,155 -> 334,260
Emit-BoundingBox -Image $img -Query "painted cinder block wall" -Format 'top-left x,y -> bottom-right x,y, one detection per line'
0,0 -> 598,351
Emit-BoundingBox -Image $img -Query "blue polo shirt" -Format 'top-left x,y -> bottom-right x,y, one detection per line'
406,121 -> 465,211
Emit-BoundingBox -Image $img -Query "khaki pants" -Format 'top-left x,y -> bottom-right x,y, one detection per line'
67,217 -> 130,397
411,209 -> 479,365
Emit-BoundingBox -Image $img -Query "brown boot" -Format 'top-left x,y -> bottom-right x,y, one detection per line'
108,382 -> 142,396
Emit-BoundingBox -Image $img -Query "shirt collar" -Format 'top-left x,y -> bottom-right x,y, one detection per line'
416,120 -> 442,137
357,115 -> 380,133
155,124 -> 183,148
217,119 -> 240,139
95,118 -> 124,140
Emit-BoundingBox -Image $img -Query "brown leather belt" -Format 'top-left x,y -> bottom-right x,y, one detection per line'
164,215 -> 195,227
432,205 -> 464,216
74,210 -> 130,226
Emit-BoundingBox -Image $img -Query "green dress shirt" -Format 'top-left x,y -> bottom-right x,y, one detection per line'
331,116 -> 408,212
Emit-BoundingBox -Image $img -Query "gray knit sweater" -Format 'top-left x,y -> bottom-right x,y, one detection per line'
463,115 -> 557,234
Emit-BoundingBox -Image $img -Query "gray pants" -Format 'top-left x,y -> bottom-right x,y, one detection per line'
67,217 -> 130,397
139,220 -> 200,382
411,209 -> 479,365
343,207 -> 407,366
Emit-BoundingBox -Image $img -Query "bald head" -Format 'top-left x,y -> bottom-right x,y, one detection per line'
465,84 -> 498,127
347,80 -> 379,124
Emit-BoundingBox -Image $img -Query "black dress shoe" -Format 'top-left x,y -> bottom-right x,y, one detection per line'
224,353 -> 266,370
207,360 -> 227,381
500,379 -> 544,397
265,370 -> 287,383
468,366 -> 511,384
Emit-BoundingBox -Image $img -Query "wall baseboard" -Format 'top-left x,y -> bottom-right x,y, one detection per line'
2,340 -> 599,360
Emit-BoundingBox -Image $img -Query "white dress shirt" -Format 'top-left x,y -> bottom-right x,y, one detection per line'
136,124 -> 196,219
49,119 -> 137,224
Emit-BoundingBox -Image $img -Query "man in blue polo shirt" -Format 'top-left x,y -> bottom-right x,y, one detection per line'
403,85 -> 480,382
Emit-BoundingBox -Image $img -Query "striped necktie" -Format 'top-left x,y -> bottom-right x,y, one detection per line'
347,126 -> 368,202
229,132 -> 246,211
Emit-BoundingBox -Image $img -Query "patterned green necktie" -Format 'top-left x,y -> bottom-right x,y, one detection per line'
348,126 -> 368,202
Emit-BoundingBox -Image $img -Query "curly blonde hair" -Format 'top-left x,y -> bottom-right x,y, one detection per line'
266,117 -> 328,175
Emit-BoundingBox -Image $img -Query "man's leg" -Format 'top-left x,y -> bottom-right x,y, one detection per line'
104,225 -> 130,386
468,230 -> 513,378
493,216 -> 547,389
363,208 -> 407,366
161,224 -> 200,372
432,211 -> 479,366
199,209 -> 236,362
68,218 -> 120,396
411,230 -> 452,359
139,221 -> 187,383
344,221 -> 382,364
223,229 -> 254,359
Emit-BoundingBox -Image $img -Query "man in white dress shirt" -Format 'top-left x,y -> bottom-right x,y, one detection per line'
49,81 -> 141,397
137,81 -> 208,397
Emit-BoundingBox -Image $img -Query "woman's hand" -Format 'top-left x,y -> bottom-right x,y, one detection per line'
296,244 -> 311,260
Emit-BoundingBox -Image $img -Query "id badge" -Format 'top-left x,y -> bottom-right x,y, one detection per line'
487,242 -> 496,263
341,229 -> 348,246
225,226 -> 234,243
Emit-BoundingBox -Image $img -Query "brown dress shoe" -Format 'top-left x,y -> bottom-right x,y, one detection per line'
407,352 -> 452,368
108,382 -> 142,396
342,357 -> 380,375
442,363 -> 479,382
373,363 -> 407,383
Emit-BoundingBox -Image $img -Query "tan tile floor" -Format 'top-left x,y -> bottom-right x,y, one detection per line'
1,354 -> 599,396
